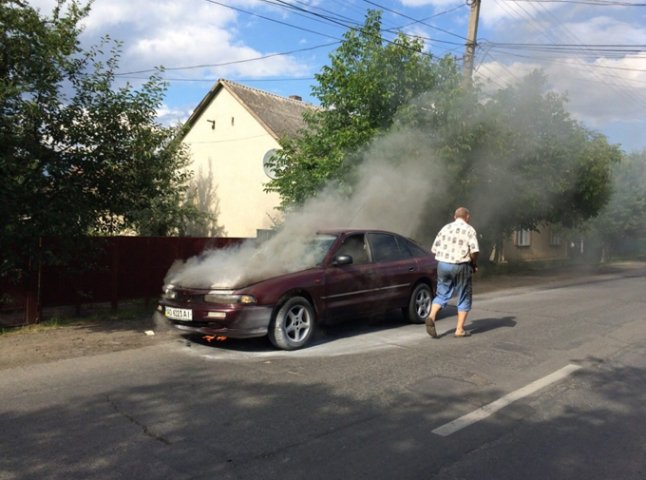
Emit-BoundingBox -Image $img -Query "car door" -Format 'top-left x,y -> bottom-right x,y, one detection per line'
321,233 -> 379,320
366,232 -> 418,308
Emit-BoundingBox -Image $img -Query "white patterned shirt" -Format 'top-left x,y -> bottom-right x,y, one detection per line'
431,218 -> 479,264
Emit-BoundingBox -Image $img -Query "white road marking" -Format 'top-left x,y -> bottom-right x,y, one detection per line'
432,363 -> 582,436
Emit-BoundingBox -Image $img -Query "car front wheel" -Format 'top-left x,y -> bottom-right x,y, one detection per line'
268,296 -> 316,350
404,283 -> 432,324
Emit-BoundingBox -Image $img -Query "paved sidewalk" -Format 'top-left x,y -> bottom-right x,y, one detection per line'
474,260 -> 646,294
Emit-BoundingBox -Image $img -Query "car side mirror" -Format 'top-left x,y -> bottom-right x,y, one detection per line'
333,255 -> 353,266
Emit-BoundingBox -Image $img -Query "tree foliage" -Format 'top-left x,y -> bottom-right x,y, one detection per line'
0,1 -> 203,281
265,10 -> 461,207
466,72 -> 620,248
398,71 -> 621,255
585,150 -> 646,259
266,10 -> 618,262
265,17 -> 620,247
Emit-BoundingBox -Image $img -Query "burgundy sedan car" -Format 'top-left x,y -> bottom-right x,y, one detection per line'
156,229 -> 437,350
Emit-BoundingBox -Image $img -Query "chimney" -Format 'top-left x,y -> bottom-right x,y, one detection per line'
289,95 -> 303,101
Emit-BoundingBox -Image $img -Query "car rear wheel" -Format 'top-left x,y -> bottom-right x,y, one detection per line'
404,283 -> 432,324
268,296 -> 316,350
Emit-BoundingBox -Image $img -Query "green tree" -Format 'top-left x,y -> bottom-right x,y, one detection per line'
0,0 -> 204,282
471,71 -> 620,258
264,10 -> 618,264
401,71 -> 620,258
265,10 -> 461,207
585,150 -> 646,260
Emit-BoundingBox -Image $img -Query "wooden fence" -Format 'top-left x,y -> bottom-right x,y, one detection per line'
0,236 -> 245,326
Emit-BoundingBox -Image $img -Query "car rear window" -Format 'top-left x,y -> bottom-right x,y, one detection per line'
368,233 -> 410,262
400,237 -> 428,257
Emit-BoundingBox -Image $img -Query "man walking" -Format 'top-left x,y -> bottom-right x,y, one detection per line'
426,207 -> 479,338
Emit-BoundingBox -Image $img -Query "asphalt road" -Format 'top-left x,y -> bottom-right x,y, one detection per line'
1,267 -> 645,480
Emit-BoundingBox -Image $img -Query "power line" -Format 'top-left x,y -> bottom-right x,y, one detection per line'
257,0 -> 361,30
202,0 -> 342,40
361,0 -> 469,41
485,42 -> 646,52
115,41 -> 340,77
118,75 -> 317,83
206,0 -> 467,60
504,0 -> 646,5
480,0 -> 646,113
115,0 -> 469,79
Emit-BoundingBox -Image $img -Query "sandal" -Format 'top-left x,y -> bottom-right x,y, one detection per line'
454,330 -> 472,338
426,318 -> 438,338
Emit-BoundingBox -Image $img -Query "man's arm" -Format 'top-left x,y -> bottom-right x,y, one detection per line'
469,252 -> 479,273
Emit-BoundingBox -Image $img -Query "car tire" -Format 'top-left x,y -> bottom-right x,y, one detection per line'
268,296 -> 316,350
404,283 -> 432,324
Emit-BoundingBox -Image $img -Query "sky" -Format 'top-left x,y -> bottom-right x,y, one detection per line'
27,0 -> 646,153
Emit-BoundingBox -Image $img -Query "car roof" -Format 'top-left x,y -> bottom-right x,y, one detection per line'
316,228 -> 403,236
316,229 -> 430,252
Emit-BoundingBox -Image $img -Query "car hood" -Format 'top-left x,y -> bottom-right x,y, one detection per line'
166,251 -> 320,290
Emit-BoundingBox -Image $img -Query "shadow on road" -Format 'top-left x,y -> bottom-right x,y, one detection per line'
467,316 -> 517,334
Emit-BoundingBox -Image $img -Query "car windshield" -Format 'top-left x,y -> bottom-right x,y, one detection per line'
305,234 -> 338,266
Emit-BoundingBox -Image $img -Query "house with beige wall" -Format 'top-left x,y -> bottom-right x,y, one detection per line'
500,225 -> 569,263
181,79 -> 313,238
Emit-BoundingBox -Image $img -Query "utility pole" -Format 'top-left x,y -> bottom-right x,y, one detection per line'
463,0 -> 481,86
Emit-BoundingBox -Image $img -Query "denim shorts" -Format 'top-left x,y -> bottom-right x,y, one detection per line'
433,261 -> 473,312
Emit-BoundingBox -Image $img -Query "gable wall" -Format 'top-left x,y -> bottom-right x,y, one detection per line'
183,89 -> 283,237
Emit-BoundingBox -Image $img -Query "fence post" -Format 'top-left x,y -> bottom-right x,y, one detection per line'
24,287 -> 39,324
110,239 -> 119,311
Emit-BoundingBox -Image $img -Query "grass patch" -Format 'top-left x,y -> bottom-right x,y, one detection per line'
0,299 -> 154,337
477,258 -> 598,279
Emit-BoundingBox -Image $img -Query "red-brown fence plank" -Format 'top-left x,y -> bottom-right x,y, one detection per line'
0,236 -> 247,326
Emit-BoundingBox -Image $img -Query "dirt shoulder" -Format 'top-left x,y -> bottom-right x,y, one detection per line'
1,261 -> 644,370
0,316 -> 170,371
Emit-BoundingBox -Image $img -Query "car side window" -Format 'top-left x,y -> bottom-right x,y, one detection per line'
369,233 -> 410,262
337,234 -> 370,265
400,237 -> 428,257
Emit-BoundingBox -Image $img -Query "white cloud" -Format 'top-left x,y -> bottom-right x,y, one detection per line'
399,0 -> 461,8
24,0 -> 646,150
472,1 -> 646,150
477,53 -> 646,129
81,0 -> 236,32
156,103 -> 192,126
559,16 -> 646,45
475,60 -> 540,91
28,0 -> 308,78
546,57 -> 646,124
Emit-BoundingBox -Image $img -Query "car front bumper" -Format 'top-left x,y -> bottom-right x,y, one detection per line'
155,304 -> 274,339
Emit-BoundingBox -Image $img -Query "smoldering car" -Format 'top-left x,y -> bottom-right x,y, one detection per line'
156,229 -> 438,350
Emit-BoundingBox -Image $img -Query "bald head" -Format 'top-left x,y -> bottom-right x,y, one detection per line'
454,207 -> 471,221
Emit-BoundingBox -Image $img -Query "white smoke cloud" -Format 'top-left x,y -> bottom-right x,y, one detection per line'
166,127 -> 447,288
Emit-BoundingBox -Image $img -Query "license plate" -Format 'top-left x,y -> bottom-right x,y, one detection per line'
165,307 -> 193,321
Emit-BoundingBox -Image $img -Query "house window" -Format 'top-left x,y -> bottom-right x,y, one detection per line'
515,229 -> 531,247
550,231 -> 561,246
262,149 -> 279,179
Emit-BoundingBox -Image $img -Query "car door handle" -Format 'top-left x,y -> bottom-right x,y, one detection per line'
408,267 -> 416,271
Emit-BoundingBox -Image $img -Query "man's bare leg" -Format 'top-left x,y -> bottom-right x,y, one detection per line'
426,304 -> 442,338
429,303 -> 441,322
455,311 -> 470,336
